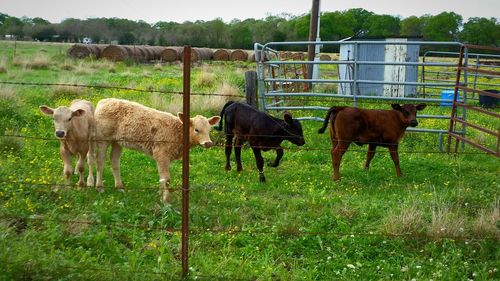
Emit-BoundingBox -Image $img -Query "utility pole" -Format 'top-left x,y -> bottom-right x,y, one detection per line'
307,0 -> 321,84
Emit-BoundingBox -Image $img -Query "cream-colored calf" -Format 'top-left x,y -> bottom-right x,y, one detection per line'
39,99 -> 96,187
94,98 -> 220,202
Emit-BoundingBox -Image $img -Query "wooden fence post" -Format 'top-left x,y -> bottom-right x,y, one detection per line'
245,70 -> 258,109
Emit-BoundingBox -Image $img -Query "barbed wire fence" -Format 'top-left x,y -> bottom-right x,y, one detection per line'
1,46 -> 499,279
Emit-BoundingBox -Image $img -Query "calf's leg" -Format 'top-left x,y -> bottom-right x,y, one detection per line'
364,144 -> 377,170
234,137 -> 244,172
86,140 -> 96,187
155,156 -> 171,203
60,145 -> 73,186
388,145 -> 402,177
268,146 -> 283,167
224,135 -> 233,171
332,141 -> 350,181
252,147 -> 266,182
76,151 -> 87,188
110,143 -> 123,190
95,141 -> 109,191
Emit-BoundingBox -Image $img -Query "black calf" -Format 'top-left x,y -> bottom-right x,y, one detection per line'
216,101 -> 305,182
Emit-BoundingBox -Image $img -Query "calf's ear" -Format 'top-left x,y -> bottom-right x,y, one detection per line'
284,112 -> 293,124
72,109 -> 86,117
416,103 -> 427,111
391,104 -> 402,111
177,112 -> 194,125
39,105 -> 54,116
208,116 -> 220,126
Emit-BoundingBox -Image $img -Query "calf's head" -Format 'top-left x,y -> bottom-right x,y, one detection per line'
39,105 -> 86,139
283,112 -> 306,146
391,103 -> 427,127
178,113 -> 220,148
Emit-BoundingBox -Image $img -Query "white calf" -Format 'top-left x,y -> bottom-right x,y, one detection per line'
40,99 -> 96,187
94,98 -> 220,202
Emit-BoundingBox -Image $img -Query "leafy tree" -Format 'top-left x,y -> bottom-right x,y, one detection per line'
59,18 -> 84,42
229,19 -> 253,49
205,18 -> 227,48
119,31 -> 136,45
320,11 -> 356,41
344,8 -> 373,36
460,17 -> 500,46
31,25 -> 57,41
401,16 -> 425,37
0,16 -> 24,37
31,17 -> 50,25
363,14 -> 400,37
423,12 -> 462,41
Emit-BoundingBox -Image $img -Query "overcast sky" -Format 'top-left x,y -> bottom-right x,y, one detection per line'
2,0 -> 499,24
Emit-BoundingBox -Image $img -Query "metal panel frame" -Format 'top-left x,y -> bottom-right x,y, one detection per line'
253,40 -> 500,151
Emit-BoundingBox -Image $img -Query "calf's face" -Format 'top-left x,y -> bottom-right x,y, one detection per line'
178,113 -> 220,148
283,112 -> 306,146
391,103 -> 427,127
39,105 -> 85,139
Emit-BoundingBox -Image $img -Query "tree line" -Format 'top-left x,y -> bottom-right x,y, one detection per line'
0,9 -> 498,52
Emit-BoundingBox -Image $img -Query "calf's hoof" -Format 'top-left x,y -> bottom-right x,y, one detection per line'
259,174 -> 266,182
86,177 -> 95,187
268,162 -> 279,168
162,192 -> 171,204
96,187 -> 104,193
225,165 -> 231,171
237,166 -> 243,172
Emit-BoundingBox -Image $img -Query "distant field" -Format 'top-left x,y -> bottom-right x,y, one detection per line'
0,41 -> 498,280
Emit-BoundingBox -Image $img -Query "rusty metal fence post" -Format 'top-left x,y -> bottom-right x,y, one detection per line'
181,45 -> 191,279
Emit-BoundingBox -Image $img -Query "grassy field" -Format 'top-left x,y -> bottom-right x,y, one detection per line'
0,41 -> 498,280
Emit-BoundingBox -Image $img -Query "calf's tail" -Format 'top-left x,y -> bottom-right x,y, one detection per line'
318,107 -> 343,134
215,101 -> 235,131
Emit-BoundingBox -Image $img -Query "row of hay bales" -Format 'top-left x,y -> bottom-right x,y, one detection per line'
67,44 -> 333,62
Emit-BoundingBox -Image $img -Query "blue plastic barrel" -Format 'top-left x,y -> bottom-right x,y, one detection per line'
440,90 -> 459,106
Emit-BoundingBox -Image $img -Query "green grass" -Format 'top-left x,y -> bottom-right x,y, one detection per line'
0,41 -> 499,280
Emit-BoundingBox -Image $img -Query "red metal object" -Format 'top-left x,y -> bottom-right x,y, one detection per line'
447,45 -> 465,154
181,45 -> 191,279
447,45 -> 500,157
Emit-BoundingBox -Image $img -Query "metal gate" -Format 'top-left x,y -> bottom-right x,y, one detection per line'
447,44 -> 500,157
254,40 -> 499,151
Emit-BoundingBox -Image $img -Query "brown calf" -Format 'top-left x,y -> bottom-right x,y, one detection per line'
318,103 -> 426,181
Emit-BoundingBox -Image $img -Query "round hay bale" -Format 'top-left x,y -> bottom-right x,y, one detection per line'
146,46 -> 166,61
213,49 -> 230,61
67,44 -> 105,59
230,49 -> 248,61
160,47 -> 183,62
248,51 -> 255,62
101,45 -> 132,61
141,47 -> 155,61
180,47 -> 213,62
291,52 -> 305,61
280,51 -> 292,60
128,45 -> 147,62
249,51 -> 277,62
319,54 -> 331,61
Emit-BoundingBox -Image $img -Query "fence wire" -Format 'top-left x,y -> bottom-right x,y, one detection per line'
2,80 -> 497,108
1,180 -> 494,213
0,214 -> 496,241
0,133 -> 495,155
